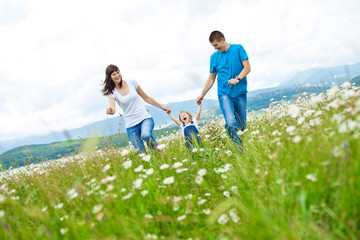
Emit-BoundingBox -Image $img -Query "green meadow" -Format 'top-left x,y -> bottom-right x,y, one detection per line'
0,82 -> 359,239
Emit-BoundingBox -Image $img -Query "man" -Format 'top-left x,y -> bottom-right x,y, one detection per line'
196,30 -> 251,147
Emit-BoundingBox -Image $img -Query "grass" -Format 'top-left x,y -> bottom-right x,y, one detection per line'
0,82 -> 359,239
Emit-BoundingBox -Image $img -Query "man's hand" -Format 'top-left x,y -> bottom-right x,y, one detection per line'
228,78 -> 240,85
196,96 -> 203,105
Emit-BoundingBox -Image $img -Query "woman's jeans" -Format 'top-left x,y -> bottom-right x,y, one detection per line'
218,94 -> 247,145
126,118 -> 157,153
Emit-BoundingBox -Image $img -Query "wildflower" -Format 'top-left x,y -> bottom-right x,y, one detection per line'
198,199 -> 207,205
185,194 -> 193,200
123,160 -> 132,169
145,168 -> 154,176
276,179 -> 283,184
92,204 -> 103,214
202,209 -> 211,215
292,136 -> 301,143
54,203 -> 63,209
121,149 -> 130,156
142,155 -> 151,162
163,176 -> 174,185
306,174 -> 317,182
146,234 -> 158,240
144,214 -> 153,219
195,176 -> 203,184
224,150 -> 232,156
102,164 -> 111,173
101,175 -> 116,184
177,215 -> 187,221
0,210 -> 4,218
197,169 -> 206,176
204,193 -> 211,197
341,81 -> 351,88
122,193 -> 133,200
141,190 -> 149,196
182,159 -> 188,162
297,117 -> 305,125
192,148 -> 198,153
288,105 -> 300,118
134,165 -> 144,172
0,194 -> 5,203
231,186 -> 238,192
255,169 -> 260,174
60,228 -> 68,234
218,214 -> 229,225
172,162 -> 183,169
41,207 -> 47,212
173,205 -> 179,211
219,186 -> 225,190
159,164 -> 169,170
286,126 -> 296,135
223,191 -> 230,197
157,144 -> 166,150
95,212 -> 104,221
332,146 -> 343,157
306,83 -> 310,87
67,188 -> 78,199
133,178 -> 143,189
106,184 -> 114,191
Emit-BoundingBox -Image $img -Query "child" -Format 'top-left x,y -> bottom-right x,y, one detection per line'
167,103 -> 203,150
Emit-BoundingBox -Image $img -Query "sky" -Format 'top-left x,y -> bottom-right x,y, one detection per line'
0,0 -> 359,142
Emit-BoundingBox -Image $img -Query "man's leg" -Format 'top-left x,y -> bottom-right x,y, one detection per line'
234,94 -> 247,131
218,94 -> 241,145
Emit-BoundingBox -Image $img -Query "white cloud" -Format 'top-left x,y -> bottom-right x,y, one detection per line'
0,0 -> 359,141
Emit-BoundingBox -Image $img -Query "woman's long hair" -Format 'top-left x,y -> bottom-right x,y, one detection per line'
102,64 -> 122,96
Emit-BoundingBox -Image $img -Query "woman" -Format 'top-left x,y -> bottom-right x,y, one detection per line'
102,64 -> 170,153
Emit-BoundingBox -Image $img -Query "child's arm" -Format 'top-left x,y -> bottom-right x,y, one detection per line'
195,103 -> 202,120
168,112 -> 182,126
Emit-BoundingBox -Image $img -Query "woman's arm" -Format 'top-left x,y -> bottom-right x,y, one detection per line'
194,103 -> 202,120
106,97 -> 116,114
168,113 -> 182,126
136,85 -> 170,113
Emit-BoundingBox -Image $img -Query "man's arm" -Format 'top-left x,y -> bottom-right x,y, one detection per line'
228,59 -> 251,85
196,72 -> 217,104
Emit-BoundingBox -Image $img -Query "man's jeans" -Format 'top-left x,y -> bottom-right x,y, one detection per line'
126,118 -> 157,153
218,94 -> 247,145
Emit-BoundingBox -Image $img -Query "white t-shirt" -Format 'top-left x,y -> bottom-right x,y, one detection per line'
109,79 -> 152,128
180,119 -> 199,135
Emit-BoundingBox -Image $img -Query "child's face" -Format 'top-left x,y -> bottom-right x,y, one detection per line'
179,112 -> 191,124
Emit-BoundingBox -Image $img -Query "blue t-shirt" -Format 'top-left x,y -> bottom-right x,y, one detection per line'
210,44 -> 249,97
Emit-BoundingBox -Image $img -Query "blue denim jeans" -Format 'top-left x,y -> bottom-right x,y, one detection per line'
183,125 -> 203,150
218,94 -> 247,145
126,118 -> 157,153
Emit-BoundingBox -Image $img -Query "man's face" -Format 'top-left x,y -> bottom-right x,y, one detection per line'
211,38 -> 226,52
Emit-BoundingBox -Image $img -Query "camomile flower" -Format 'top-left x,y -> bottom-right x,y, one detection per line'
306,174 -> 317,182
141,190 -> 149,197
197,169 -> 206,176
142,155 -> 151,162
54,203 -> 63,209
202,209 -> 211,215
60,228 -> 69,235
163,176 -> 174,185
177,215 -> 187,221
134,165 -> 144,172
123,160 -> 132,169
223,191 -> 230,197
96,212 -> 104,221
122,193 -> 133,200
195,176 -> 203,184
217,214 -> 229,225
92,204 -> 103,214
102,164 -> 111,173
144,214 -> 153,219
198,199 -> 207,205
159,164 -> 170,170
172,162 -> 183,169
133,178 -> 143,189
145,168 -> 154,176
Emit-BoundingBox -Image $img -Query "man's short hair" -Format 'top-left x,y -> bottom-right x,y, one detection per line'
209,31 -> 225,43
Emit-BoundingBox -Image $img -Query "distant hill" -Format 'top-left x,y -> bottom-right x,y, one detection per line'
280,62 -> 360,87
0,99 -> 219,155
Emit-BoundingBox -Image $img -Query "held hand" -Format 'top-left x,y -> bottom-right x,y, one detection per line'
163,106 -> 171,114
106,108 -> 113,115
196,96 -> 203,105
228,78 -> 240,85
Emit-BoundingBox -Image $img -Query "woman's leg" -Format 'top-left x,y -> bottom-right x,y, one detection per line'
140,118 -> 158,150
126,123 -> 146,153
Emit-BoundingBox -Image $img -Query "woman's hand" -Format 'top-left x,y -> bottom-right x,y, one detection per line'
163,106 -> 171,114
106,108 -> 114,115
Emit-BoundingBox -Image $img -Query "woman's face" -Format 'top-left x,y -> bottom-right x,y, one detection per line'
179,112 -> 191,124
110,70 -> 122,84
